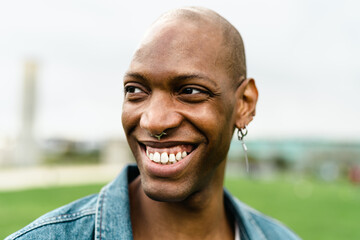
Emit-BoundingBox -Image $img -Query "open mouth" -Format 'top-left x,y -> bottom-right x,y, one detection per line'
139,143 -> 197,165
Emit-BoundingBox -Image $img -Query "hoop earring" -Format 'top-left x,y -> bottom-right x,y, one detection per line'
237,127 -> 249,172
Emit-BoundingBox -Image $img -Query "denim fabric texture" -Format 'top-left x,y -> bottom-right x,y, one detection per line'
6,164 -> 301,240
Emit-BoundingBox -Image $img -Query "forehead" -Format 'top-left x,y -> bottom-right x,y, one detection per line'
128,19 -> 227,81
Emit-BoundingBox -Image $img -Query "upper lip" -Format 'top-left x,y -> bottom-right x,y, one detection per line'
138,140 -> 197,148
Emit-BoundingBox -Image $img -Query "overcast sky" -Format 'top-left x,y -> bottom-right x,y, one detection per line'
0,0 -> 359,141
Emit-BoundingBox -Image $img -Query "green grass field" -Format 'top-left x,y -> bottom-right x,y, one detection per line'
1,177 -> 359,239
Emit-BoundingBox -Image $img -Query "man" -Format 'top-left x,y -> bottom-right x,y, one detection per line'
6,7 -> 300,240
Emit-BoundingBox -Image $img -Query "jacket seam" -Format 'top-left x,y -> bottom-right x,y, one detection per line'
232,197 -> 267,240
250,212 -> 300,239
95,185 -> 107,240
8,208 -> 96,240
99,190 -> 106,240
247,213 -> 267,240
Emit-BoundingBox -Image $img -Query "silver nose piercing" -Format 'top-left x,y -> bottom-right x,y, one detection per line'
152,131 -> 167,140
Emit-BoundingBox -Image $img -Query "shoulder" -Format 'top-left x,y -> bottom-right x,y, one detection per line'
5,194 -> 98,240
227,192 -> 301,240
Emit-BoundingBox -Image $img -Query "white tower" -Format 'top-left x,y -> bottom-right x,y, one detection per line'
14,61 -> 39,166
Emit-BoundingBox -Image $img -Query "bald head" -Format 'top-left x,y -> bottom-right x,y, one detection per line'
146,7 -> 247,83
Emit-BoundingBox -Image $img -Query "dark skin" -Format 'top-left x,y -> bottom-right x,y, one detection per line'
122,13 -> 258,240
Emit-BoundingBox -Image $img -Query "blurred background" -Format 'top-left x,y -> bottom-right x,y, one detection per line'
0,0 -> 359,239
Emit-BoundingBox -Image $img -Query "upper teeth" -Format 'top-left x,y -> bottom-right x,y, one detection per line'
153,152 -> 160,163
160,152 -> 168,163
169,154 -> 176,163
147,150 -> 188,164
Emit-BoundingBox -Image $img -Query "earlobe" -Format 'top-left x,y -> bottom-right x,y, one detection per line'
234,78 -> 258,129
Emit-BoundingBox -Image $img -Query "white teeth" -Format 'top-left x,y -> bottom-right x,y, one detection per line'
169,154 -> 176,163
160,152 -> 169,164
147,148 -> 191,164
153,152 -> 160,162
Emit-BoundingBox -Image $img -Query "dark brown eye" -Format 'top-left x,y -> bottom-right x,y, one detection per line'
181,87 -> 202,95
125,86 -> 143,94
178,86 -> 211,103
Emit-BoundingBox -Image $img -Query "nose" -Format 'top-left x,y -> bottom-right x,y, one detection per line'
140,91 -> 183,136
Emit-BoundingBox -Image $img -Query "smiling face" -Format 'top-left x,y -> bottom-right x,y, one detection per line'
122,18 -> 241,202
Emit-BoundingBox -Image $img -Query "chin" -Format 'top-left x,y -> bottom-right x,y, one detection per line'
141,179 -> 193,202
144,190 -> 187,202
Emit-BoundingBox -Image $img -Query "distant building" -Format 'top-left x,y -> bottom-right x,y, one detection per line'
14,61 -> 39,166
101,139 -> 134,164
0,136 -> 15,166
228,139 -> 360,180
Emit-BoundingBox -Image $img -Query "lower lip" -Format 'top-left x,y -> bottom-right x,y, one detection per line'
141,147 -> 195,178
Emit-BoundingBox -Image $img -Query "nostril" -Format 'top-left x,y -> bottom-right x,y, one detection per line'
140,111 -> 184,137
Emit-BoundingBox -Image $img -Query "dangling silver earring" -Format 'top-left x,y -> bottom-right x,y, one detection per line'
237,127 -> 249,172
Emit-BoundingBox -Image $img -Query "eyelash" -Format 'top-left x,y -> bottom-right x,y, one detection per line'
125,85 -> 208,94
124,83 -> 214,103
125,86 -> 144,94
180,87 -> 206,95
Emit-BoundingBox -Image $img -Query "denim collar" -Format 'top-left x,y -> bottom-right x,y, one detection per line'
94,164 -> 269,240
94,164 -> 139,239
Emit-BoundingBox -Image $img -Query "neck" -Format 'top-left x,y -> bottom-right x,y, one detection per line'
129,162 -> 234,240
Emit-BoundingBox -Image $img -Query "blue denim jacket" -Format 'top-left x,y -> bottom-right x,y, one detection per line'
6,165 -> 301,240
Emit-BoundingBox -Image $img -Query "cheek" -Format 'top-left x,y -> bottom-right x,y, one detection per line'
191,101 -> 235,138
121,103 -> 141,133
193,101 -> 235,160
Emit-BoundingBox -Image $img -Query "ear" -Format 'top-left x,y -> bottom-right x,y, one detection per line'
234,78 -> 258,129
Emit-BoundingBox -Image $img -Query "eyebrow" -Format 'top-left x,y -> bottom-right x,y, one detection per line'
124,72 -> 218,87
124,72 -> 147,82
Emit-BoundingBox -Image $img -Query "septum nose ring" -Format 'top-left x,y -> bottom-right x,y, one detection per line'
151,131 -> 167,140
